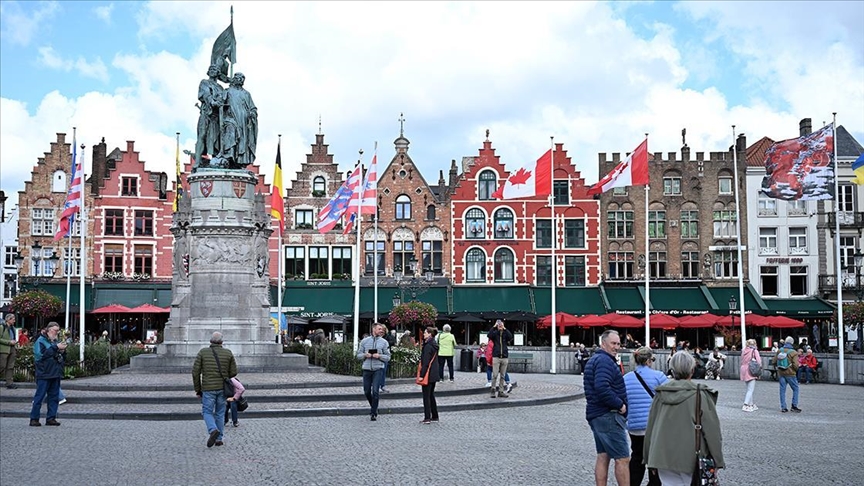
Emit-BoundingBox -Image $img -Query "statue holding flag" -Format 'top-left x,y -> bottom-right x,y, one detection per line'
193,8 -> 257,171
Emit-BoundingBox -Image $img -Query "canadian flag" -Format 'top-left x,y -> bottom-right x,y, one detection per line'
587,139 -> 649,195
493,149 -> 553,199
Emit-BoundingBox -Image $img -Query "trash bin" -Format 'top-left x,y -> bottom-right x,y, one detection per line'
460,348 -> 474,372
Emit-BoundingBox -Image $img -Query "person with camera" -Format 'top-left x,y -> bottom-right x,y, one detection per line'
29,322 -> 67,426
486,319 -> 512,398
418,326 -> 440,424
355,323 -> 390,421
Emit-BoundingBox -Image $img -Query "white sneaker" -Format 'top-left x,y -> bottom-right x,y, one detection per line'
742,404 -> 751,412
58,399 -> 67,405
484,382 -> 492,388
751,404 -> 758,411
505,383 -> 513,394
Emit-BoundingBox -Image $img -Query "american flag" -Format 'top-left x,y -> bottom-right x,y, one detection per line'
316,164 -> 361,234
54,141 -> 82,240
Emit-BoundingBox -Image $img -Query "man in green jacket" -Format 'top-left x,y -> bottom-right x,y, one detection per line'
0,314 -> 19,388
437,324 -> 457,382
193,332 -> 237,448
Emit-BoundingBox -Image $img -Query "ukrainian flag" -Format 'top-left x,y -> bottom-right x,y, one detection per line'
853,152 -> 864,185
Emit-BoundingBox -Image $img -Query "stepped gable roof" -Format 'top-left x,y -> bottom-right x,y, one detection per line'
836,125 -> 864,158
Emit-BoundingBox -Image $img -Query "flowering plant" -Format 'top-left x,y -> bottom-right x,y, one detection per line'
10,290 -> 62,318
834,302 -> 864,330
101,272 -> 125,281
388,301 -> 437,329
131,272 -> 151,281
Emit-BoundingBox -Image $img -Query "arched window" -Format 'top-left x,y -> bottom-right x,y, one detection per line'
52,170 -> 66,193
312,176 -> 326,195
465,208 -> 485,239
494,248 -> 514,282
494,208 -> 514,239
478,170 -> 497,200
395,195 -> 411,220
426,205 -> 436,221
466,248 -> 486,283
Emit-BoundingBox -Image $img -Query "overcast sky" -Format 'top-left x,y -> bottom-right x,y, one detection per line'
1,1 -> 862,213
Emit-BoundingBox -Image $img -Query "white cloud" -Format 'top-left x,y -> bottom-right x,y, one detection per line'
2,0 -> 862,215
37,46 -> 110,82
0,1 -> 59,46
93,3 -> 114,24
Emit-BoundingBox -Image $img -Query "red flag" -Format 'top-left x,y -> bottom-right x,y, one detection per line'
492,149 -> 552,199
587,139 -> 649,195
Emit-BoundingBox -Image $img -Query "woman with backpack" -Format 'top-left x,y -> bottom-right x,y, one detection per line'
739,339 -> 762,412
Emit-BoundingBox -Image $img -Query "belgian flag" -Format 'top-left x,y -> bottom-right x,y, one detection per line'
270,140 -> 284,232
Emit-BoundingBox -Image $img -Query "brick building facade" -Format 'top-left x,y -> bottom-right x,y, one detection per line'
283,132 -> 354,280
597,139 -> 750,286
450,134 -> 600,286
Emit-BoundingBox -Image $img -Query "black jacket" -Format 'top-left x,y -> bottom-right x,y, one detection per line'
487,327 -> 513,358
419,337 -> 440,384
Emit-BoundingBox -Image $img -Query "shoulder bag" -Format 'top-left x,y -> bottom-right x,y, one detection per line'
747,350 -> 762,377
691,384 -> 720,486
634,370 -> 655,398
416,352 -> 438,386
211,348 -> 236,397
236,396 -> 249,412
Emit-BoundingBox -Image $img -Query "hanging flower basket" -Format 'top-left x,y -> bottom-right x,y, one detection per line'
388,301 -> 437,329
10,290 -> 62,319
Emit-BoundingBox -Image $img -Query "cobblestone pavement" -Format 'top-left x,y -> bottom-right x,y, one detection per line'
1,374 -> 861,485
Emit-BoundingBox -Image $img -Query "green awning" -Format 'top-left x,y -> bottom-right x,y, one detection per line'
281,286 -> 354,318
649,287 -> 714,316
533,287 -> 606,315
452,286 -> 532,313
34,282 -> 95,311
361,286 -> 450,315
601,286 -> 645,315
93,283 -> 170,308
705,284 -> 767,314
763,298 -> 835,318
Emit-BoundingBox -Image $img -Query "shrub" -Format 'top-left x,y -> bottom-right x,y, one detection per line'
13,342 -> 146,381
11,290 -> 62,319
307,342 -> 420,378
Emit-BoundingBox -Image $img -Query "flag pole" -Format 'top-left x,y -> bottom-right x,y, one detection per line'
732,125 -> 747,344
373,141 -> 378,324
550,136 -> 557,373
644,133 -> 650,346
352,151 -> 364,352
78,144 -> 86,364
832,113 -> 845,384
276,135 -> 284,342
64,127 -> 77,332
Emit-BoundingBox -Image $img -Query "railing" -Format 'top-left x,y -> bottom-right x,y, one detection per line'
825,212 -> 864,228
818,274 -> 864,293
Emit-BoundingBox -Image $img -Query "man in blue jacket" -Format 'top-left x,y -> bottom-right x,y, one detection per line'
583,330 -> 629,485
29,322 -> 67,426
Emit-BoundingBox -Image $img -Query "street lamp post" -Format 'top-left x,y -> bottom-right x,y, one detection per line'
853,250 -> 864,353
729,296 -> 738,348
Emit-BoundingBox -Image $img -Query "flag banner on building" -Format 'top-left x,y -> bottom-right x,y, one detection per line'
54,142 -> 82,240
317,164 -> 361,234
270,141 -> 285,231
851,152 -> 864,185
587,139 -> 649,195
492,149 -> 552,199
760,123 -> 834,200
173,144 -> 185,213
340,165 -> 364,234
346,154 -> 378,215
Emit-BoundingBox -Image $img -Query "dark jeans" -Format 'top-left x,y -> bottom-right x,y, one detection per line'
629,433 -> 660,486
578,359 -> 589,375
362,368 -> 384,416
224,399 -> 238,424
380,360 -> 389,390
421,382 -> 438,420
30,377 -> 60,421
438,355 -> 455,380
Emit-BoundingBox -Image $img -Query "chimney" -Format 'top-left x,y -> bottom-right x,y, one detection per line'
736,133 -> 747,153
799,118 -> 812,137
90,138 -> 108,196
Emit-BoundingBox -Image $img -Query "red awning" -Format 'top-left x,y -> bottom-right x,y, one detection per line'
678,313 -> 721,328
602,313 -> 644,329
576,314 -> 612,328
643,313 -> 680,330
765,315 -> 806,328
127,303 -> 170,313
537,312 -> 581,332
91,304 -> 132,314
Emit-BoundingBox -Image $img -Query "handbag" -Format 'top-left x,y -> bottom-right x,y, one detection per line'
236,396 -> 249,412
747,350 -> 762,377
691,385 -> 720,486
211,348 -> 235,397
416,352 -> 438,386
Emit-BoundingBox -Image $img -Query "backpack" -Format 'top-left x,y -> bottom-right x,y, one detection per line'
776,348 -> 790,370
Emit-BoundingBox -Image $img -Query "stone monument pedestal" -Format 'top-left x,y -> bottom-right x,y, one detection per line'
131,169 -> 306,372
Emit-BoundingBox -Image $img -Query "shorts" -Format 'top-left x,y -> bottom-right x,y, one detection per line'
588,412 -> 630,460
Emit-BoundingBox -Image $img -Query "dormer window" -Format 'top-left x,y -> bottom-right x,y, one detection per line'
122,177 -> 138,196
312,176 -> 326,197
